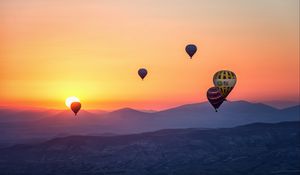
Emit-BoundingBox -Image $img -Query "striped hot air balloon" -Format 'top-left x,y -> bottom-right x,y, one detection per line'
213,70 -> 237,100
207,87 -> 225,112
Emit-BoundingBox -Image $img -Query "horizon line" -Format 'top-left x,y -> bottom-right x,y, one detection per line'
0,100 -> 299,112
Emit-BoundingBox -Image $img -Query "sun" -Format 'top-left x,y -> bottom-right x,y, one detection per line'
65,96 -> 80,108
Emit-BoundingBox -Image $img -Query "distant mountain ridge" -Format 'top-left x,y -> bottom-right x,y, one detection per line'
1,100 -> 299,120
0,121 -> 299,175
0,101 -> 299,146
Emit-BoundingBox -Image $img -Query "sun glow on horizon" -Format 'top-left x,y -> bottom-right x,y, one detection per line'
65,96 -> 80,108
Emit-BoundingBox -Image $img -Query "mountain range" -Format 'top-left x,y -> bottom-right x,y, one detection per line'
0,100 -> 299,146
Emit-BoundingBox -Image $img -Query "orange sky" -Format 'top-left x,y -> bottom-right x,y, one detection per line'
0,0 -> 299,110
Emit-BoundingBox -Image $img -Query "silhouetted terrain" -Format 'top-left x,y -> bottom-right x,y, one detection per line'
0,101 -> 299,146
0,121 -> 299,175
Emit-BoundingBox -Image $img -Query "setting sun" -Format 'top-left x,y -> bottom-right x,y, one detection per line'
65,96 -> 80,108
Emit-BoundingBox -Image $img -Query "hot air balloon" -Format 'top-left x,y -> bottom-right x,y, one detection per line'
185,44 -> 197,58
138,68 -> 148,80
71,102 -> 81,116
207,87 -> 225,112
213,70 -> 237,100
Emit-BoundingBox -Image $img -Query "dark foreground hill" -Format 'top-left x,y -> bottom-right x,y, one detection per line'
0,121 -> 299,175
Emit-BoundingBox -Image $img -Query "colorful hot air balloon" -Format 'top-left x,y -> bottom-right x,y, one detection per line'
213,70 -> 237,99
138,68 -> 148,80
71,102 -> 81,116
207,87 -> 225,112
185,44 -> 197,58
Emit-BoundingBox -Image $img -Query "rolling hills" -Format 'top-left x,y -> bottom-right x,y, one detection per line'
0,121 -> 299,175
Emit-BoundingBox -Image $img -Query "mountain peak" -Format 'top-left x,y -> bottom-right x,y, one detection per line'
111,107 -> 145,114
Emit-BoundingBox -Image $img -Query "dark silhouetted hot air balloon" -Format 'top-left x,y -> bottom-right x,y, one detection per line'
185,44 -> 197,58
213,70 -> 237,100
71,102 -> 81,116
138,68 -> 148,80
207,87 -> 225,112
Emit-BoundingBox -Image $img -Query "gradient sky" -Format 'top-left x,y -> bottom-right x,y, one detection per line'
0,0 -> 299,110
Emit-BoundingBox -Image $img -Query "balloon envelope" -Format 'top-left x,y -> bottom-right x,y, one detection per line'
185,44 -> 197,58
71,102 -> 81,116
138,68 -> 148,80
213,70 -> 237,99
207,87 -> 224,112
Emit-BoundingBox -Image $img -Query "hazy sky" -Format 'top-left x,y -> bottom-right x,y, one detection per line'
0,0 -> 299,110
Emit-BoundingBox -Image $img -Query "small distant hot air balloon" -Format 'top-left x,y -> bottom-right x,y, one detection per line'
207,87 -> 225,112
71,102 -> 81,116
185,44 -> 197,59
213,70 -> 237,100
138,68 -> 148,80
